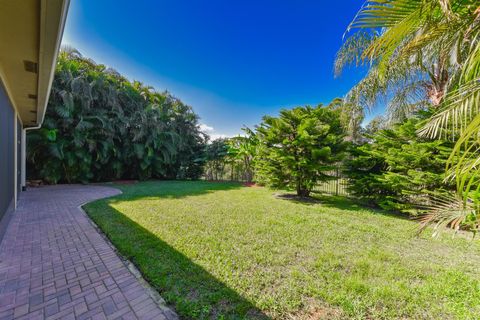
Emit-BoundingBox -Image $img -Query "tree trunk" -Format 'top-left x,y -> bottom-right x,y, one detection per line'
244,157 -> 253,183
426,57 -> 449,106
296,187 -> 310,198
296,178 -> 310,197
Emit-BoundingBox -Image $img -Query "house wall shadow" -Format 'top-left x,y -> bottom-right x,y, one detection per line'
84,183 -> 269,319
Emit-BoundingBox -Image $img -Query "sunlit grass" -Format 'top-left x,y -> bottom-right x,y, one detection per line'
84,181 -> 480,319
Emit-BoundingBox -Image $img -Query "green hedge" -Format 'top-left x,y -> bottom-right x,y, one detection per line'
27,49 -> 206,183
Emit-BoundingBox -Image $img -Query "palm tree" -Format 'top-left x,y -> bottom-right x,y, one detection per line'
328,98 -> 364,143
28,48 -> 207,183
227,128 -> 258,183
336,0 -> 477,122
337,0 -> 480,233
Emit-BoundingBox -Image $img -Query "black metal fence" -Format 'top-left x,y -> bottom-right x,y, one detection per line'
203,163 -> 351,197
313,167 -> 350,196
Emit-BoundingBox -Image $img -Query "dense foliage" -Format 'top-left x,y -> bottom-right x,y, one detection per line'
203,138 -> 229,181
338,0 -> 480,232
345,114 -> 455,213
226,129 -> 258,183
202,131 -> 257,183
27,49 -> 206,183
255,105 -> 347,197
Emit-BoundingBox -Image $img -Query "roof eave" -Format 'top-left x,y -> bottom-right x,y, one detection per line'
34,0 -> 70,128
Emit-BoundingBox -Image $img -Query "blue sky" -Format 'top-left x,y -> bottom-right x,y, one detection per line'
62,0 -> 374,138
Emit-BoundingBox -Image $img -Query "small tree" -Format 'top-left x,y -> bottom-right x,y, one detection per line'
344,113 -> 456,212
227,128 -> 258,183
204,138 -> 229,180
255,105 -> 346,197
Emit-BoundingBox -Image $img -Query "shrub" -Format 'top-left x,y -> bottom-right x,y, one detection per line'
344,113 -> 455,213
255,105 -> 347,197
27,49 -> 206,183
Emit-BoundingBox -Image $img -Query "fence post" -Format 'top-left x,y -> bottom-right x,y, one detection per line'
335,167 -> 339,196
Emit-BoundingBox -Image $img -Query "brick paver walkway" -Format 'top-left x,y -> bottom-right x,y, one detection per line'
0,185 -> 177,320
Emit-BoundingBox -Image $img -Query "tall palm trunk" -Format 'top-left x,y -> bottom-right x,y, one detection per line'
425,57 -> 450,106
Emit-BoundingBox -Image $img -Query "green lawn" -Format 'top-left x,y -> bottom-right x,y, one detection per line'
84,181 -> 480,319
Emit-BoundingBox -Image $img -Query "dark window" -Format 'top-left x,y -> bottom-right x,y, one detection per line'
0,82 -> 15,220
17,117 -> 22,194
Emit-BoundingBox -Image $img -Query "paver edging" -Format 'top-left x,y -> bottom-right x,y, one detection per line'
77,187 -> 179,320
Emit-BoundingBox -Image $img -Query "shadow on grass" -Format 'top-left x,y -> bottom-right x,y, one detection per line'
276,191 -> 411,221
85,181 -> 269,319
274,193 -> 323,205
275,191 -> 365,210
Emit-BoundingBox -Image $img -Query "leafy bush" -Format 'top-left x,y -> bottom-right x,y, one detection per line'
344,114 -> 455,212
226,129 -> 258,183
255,105 -> 347,197
202,132 -> 258,182
27,49 -> 206,183
203,138 -> 229,180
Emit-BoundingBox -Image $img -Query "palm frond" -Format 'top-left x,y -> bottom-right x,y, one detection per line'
416,191 -> 478,237
418,79 -> 480,139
